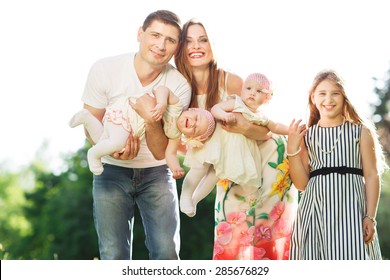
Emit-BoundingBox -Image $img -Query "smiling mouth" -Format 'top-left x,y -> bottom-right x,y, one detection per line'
151,49 -> 165,58
189,52 -> 204,58
323,105 -> 334,110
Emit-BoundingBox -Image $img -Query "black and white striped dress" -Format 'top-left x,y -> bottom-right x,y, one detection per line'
289,121 -> 382,260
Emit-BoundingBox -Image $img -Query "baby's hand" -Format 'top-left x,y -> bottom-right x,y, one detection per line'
224,113 -> 237,125
150,103 -> 167,121
172,167 -> 185,179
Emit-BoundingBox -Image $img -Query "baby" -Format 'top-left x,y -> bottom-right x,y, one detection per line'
180,72 -> 289,216
69,86 -> 215,178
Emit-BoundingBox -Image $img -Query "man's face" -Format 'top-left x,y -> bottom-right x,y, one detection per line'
137,20 -> 180,68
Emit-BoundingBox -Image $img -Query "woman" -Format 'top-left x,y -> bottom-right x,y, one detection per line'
175,19 -> 298,260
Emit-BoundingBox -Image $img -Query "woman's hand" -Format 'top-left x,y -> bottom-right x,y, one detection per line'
222,112 -> 271,140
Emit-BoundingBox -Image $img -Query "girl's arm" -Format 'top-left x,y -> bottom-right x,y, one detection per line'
287,119 -> 309,191
165,138 -> 185,179
360,126 -> 380,243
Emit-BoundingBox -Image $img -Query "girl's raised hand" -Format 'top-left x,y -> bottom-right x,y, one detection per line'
287,119 -> 306,153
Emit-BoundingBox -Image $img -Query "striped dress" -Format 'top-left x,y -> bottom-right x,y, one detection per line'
289,121 -> 382,260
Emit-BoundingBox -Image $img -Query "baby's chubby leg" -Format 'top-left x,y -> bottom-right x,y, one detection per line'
88,122 -> 129,175
69,109 -> 103,143
192,166 -> 219,208
180,161 -> 210,217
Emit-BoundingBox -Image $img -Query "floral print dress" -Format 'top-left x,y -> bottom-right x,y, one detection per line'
194,88 -> 298,260
212,136 -> 298,260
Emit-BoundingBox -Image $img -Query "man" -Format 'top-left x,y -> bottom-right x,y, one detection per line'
80,10 -> 191,259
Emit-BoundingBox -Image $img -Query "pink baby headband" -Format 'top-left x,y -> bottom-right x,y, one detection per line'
245,73 -> 272,94
184,108 -> 216,149
192,108 -> 216,141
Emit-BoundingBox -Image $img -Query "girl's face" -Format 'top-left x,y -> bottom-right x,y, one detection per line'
177,109 -> 209,138
311,79 -> 345,124
241,80 -> 270,111
185,24 -> 213,68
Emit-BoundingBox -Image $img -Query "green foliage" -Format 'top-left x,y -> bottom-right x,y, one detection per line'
372,67 -> 390,160
1,142 -> 99,259
377,170 -> 390,259
0,167 -> 31,259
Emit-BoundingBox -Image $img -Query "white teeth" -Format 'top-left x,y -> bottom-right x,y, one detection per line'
190,53 -> 203,58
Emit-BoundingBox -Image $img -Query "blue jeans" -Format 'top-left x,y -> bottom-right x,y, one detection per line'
92,164 -> 180,260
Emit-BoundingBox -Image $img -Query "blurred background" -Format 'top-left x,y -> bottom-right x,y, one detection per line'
0,66 -> 389,260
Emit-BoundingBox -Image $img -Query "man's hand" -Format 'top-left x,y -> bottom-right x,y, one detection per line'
129,93 -> 158,123
112,132 -> 140,160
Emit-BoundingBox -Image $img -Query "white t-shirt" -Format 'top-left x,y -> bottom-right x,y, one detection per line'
82,52 -> 191,168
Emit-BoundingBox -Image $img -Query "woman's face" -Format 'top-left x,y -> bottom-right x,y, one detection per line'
185,24 -> 213,67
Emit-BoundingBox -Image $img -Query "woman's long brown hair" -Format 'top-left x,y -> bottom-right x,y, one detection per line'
174,19 -> 224,110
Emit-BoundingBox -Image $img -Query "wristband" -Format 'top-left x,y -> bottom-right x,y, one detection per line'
286,147 -> 301,157
363,214 -> 377,226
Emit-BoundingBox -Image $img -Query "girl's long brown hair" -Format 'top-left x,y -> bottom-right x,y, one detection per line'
174,19 -> 224,110
307,69 -> 364,127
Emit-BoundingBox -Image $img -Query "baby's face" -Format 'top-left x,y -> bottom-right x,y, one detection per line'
241,80 -> 269,111
177,109 -> 209,138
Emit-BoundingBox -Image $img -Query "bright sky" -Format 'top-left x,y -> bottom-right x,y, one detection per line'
1,0 -> 389,172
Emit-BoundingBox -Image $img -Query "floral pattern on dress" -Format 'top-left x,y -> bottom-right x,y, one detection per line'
213,136 -> 298,260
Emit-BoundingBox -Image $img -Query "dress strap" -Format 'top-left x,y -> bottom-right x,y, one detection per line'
224,71 -> 229,93
309,166 -> 363,178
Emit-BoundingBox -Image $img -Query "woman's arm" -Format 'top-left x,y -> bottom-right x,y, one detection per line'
222,113 -> 271,140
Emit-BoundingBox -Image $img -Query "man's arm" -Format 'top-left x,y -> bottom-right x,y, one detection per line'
130,93 -> 168,160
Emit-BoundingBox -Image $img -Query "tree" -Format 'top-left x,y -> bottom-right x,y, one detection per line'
0,166 -> 31,259
8,142 -> 99,260
372,66 -> 390,159
372,65 -> 390,259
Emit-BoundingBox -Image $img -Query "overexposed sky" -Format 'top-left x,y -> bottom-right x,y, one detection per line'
1,0 -> 389,172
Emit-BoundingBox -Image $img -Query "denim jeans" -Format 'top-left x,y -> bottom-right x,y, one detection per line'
92,164 -> 180,260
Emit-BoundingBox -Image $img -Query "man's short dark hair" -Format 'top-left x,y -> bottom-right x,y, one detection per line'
142,10 -> 182,35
